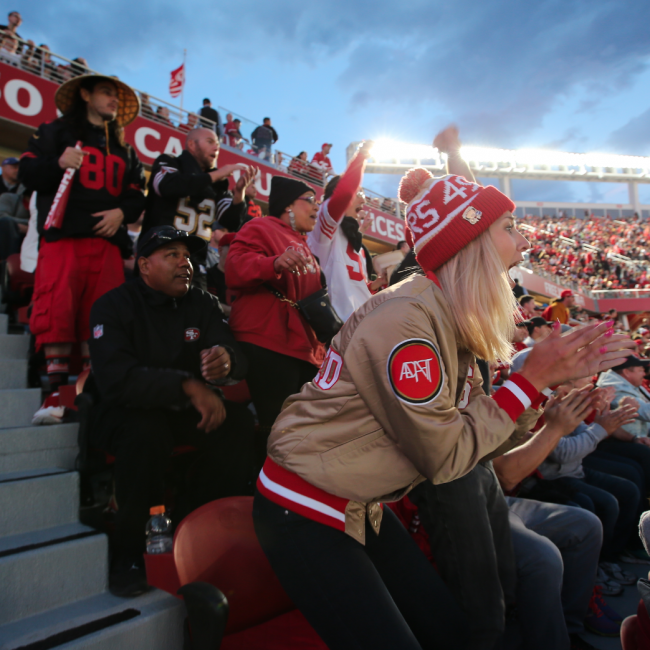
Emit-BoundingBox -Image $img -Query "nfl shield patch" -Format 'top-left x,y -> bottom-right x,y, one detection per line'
93,325 -> 103,339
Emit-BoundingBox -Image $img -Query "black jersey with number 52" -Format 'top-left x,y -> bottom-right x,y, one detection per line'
142,150 -> 245,243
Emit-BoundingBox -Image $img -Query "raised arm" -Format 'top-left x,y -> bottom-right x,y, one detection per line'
433,125 -> 481,187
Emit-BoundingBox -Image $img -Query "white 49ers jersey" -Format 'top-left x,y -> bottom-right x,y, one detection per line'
307,200 -> 371,323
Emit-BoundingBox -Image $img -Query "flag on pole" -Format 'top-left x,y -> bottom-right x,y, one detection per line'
169,63 -> 185,98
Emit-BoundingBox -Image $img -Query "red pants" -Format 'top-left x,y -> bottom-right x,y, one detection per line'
31,237 -> 124,349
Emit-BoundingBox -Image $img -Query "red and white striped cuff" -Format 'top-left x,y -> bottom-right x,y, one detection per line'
257,457 -> 349,532
492,373 -> 541,422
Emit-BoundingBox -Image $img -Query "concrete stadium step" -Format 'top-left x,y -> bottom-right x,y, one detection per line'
0,389 -> 43,429
0,522 -> 107,626
0,423 -> 78,473
0,333 -> 29,360
0,313 -> 8,334
0,590 -> 185,650
0,469 -> 79,538
0,359 -> 27,390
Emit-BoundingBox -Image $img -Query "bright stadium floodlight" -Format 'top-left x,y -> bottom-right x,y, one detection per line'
365,140 -> 650,173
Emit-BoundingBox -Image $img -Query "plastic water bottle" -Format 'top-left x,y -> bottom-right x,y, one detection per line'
145,505 -> 173,554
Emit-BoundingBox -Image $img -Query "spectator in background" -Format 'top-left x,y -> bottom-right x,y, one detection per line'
199,98 -> 222,136
224,118 -> 246,149
288,151 -> 311,180
395,240 -> 410,254
512,277 -> 526,299
307,141 -> 373,323
205,222 -> 229,312
20,74 -> 145,424
155,105 -> 172,126
519,294 -> 537,319
0,157 -> 20,195
597,357 -> 650,440
0,184 -> 29,260
311,143 -> 334,174
178,112 -> 199,134
244,183 -> 262,221
23,43 -> 57,78
251,117 -> 278,161
522,316 -> 554,347
59,57 -> 90,81
0,33 -> 21,66
225,176 -> 325,466
0,11 -> 29,54
89,226 -> 254,596
542,290 -> 576,324
142,127 -> 255,290
139,93 -> 155,120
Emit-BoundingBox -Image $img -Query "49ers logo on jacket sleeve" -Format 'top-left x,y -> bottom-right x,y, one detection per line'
184,328 -> 200,342
387,339 -> 444,405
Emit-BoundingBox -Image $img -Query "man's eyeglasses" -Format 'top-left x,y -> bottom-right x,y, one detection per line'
297,196 -> 318,205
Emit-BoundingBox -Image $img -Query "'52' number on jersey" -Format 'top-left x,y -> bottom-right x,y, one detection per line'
174,197 -> 215,240
78,146 -> 126,197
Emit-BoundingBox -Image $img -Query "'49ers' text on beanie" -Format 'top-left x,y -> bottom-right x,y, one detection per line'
398,169 -> 515,272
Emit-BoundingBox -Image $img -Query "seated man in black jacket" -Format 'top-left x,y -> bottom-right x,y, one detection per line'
142,127 -> 256,289
89,226 -> 255,595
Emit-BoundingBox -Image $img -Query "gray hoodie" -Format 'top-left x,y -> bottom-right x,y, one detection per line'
538,421 -> 608,480
596,369 -> 650,438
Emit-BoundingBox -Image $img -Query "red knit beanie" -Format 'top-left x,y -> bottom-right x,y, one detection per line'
399,171 -> 515,272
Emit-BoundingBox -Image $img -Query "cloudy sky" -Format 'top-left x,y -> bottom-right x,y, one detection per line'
16,0 -> 650,203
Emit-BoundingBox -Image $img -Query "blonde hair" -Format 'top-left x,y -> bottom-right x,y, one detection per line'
436,230 -> 518,363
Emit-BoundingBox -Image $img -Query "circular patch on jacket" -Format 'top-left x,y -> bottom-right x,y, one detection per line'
387,339 -> 444,405
184,328 -> 200,342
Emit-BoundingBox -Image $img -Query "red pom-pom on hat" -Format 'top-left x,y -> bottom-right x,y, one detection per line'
398,167 -> 434,204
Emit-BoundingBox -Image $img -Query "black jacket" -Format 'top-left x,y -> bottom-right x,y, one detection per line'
199,106 -> 223,136
251,124 -> 278,148
89,278 -> 247,411
19,118 -> 145,248
143,150 -> 246,237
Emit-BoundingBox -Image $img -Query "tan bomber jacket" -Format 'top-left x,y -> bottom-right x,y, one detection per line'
258,273 -> 543,543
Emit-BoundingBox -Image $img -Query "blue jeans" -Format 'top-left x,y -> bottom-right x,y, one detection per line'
507,498 -> 602,644
554,467 -> 639,561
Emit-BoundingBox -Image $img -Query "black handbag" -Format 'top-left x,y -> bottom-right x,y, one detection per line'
265,273 -> 343,344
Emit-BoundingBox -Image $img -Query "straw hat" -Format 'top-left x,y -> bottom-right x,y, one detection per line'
55,74 -> 140,127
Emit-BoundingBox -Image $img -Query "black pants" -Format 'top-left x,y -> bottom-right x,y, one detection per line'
239,342 -> 317,465
408,463 -> 517,650
0,216 -> 23,261
102,402 -> 255,554
253,490 -> 468,650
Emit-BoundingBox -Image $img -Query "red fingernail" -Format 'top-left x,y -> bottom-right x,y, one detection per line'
599,346 -> 608,354
605,320 -> 614,327
553,320 -> 560,331
605,329 -> 613,338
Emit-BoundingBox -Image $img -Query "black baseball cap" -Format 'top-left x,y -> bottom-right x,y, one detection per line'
136,226 -> 206,261
613,355 -> 650,371
522,316 -> 554,334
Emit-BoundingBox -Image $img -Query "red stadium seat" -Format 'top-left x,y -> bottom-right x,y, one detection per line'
2,253 -> 34,308
145,496 -> 328,649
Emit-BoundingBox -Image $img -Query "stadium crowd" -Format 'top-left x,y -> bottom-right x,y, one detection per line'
523,213 -> 650,292
2,23 -> 650,650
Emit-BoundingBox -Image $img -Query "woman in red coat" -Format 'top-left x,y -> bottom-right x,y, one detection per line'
226,176 -> 325,463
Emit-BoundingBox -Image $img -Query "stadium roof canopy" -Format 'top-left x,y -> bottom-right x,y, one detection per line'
349,139 -> 650,184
